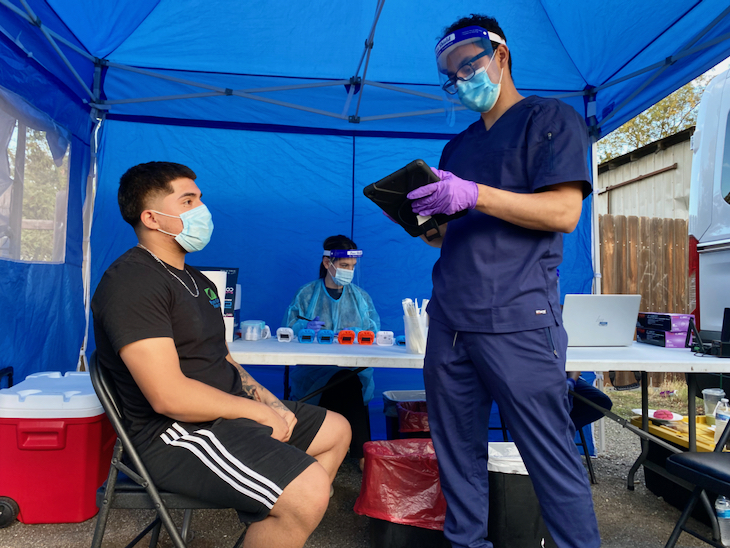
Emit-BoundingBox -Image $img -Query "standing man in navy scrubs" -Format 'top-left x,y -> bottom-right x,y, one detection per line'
406,15 -> 600,548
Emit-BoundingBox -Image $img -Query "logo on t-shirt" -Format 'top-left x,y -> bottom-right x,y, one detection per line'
204,287 -> 221,308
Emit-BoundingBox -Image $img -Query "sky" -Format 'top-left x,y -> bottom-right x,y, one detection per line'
707,55 -> 730,77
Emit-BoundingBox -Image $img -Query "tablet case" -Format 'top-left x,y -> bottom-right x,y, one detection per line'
363,159 -> 468,239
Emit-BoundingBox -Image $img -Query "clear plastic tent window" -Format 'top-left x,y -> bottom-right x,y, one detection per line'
0,86 -> 70,263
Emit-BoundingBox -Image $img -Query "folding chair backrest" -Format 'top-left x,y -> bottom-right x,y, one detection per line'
89,353 -> 125,430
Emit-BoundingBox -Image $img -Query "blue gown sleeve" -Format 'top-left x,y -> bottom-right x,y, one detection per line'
283,282 -> 313,335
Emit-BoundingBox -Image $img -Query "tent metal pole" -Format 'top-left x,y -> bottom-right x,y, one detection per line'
230,90 -> 347,119
105,61 -> 229,93
239,81 -> 349,93
341,84 -> 356,118
590,30 -> 730,95
353,0 -> 386,78
598,6 -> 730,129
358,106 -> 466,122
0,0 -> 95,61
590,136 -> 602,296
351,0 -> 386,121
79,64 -> 104,370
0,22 -> 32,56
108,60 -> 351,94
97,92 -> 222,106
17,0 -> 95,100
363,80 -> 447,102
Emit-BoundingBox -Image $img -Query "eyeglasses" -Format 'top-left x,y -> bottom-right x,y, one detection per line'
441,50 -> 491,95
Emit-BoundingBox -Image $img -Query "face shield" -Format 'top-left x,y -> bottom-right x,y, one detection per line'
323,249 -> 362,289
435,26 -> 506,125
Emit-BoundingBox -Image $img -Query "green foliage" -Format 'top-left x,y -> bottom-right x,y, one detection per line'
597,76 -> 710,163
7,126 -> 68,261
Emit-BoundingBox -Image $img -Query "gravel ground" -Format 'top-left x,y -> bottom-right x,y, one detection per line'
0,419 -> 715,548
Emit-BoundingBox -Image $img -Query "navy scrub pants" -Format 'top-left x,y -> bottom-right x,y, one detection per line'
423,319 -> 601,548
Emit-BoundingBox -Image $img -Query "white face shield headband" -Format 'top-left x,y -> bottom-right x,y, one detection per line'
435,26 -> 506,124
323,249 -> 362,287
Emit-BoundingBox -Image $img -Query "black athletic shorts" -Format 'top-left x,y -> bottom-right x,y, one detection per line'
139,400 -> 327,522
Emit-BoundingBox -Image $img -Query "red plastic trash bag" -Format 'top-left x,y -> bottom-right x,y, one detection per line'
396,401 -> 429,434
354,439 -> 446,530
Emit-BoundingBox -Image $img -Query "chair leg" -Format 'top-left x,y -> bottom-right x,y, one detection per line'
91,440 -> 124,548
578,428 -> 597,484
180,509 -> 193,542
232,525 -> 248,548
664,486 -> 704,548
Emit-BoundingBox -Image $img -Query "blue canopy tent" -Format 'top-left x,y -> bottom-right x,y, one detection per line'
1,1 -> 729,444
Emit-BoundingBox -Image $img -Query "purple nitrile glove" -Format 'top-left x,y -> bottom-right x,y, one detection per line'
306,316 -> 326,333
407,167 -> 478,216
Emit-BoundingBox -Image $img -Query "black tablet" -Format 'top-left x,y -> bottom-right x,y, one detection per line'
363,159 -> 467,239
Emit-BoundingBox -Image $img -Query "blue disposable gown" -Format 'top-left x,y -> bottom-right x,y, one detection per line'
283,279 -> 381,405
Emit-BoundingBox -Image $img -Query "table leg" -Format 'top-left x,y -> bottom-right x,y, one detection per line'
627,371 -> 650,490
688,373 -> 697,452
687,373 -> 719,537
284,365 -> 291,401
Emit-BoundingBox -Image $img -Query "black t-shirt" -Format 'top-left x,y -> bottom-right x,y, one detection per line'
91,246 -> 242,447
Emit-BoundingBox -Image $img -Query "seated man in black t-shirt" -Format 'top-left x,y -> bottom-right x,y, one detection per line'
91,161 -> 351,548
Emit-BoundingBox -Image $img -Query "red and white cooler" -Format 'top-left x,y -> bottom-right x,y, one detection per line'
0,371 -> 116,524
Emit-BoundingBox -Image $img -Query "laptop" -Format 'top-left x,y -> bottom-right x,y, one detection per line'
562,294 -> 642,347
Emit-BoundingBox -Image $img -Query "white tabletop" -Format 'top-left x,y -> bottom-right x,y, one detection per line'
228,339 -> 730,373
565,342 -> 729,373
230,339 -> 730,373
228,338 -> 424,368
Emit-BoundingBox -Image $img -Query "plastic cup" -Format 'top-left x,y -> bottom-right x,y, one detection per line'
403,315 -> 427,354
703,388 -> 725,426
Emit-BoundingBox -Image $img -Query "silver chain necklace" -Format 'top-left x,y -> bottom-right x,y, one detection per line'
137,243 -> 199,298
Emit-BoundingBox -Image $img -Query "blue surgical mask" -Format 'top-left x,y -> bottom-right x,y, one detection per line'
153,205 -> 214,252
333,267 -> 354,286
457,65 -> 502,113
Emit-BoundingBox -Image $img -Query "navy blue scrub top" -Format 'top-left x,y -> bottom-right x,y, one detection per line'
427,96 -> 591,334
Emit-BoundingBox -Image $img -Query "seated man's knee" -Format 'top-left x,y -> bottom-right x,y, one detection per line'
271,462 -> 330,528
330,410 -> 353,447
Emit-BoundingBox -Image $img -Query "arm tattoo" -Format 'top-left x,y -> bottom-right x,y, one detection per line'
269,399 -> 288,413
238,368 -> 262,401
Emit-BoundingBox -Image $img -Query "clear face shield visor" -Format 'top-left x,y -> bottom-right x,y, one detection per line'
435,26 -> 505,124
322,249 -> 362,288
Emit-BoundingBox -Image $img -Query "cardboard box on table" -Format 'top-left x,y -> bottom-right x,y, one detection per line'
0,372 -> 115,524
196,266 -> 240,342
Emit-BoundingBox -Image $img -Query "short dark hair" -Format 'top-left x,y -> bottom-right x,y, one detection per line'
319,234 -> 357,278
118,161 -> 197,227
443,14 -> 512,74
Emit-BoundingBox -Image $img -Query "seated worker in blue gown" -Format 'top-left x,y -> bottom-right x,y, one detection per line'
283,235 -> 380,470
568,372 -> 614,430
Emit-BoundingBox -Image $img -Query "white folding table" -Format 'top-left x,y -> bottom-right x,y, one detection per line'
229,339 -> 729,484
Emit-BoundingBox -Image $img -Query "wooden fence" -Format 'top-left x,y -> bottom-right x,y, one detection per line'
599,215 -> 689,386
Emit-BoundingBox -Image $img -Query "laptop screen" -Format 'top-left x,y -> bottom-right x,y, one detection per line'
562,294 -> 641,347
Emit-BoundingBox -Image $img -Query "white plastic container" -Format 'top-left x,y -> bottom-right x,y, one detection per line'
715,398 -> 730,447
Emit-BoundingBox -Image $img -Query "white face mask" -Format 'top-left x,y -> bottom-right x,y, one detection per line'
152,205 -> 214,252
333,267 -> 354,286
328,261 -> 354,286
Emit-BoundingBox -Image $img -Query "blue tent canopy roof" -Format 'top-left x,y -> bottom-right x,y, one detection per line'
0,0 -> 727,138
0,0 -> 728,382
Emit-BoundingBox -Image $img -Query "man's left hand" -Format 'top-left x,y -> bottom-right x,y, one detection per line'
407,167 -> 479,216
268,399 -> 298,441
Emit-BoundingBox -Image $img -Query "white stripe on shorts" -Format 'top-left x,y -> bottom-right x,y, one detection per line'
161,423 -> 281,507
